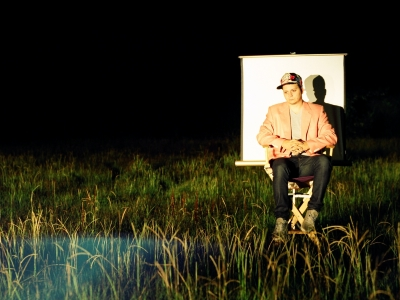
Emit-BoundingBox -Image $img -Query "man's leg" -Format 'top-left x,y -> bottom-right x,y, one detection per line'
298,155 -> 332,232
270,157 -> 299,242
271,158 -> 298,220
298,155 -> 332,211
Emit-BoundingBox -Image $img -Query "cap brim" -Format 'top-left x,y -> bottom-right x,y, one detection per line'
276,81 -> 298,89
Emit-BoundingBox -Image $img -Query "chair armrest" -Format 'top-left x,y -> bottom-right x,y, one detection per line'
264,166 -> 273,180
323,145 -> 335,157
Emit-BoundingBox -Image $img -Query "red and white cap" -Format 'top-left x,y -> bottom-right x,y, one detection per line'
277,73 -> 303,89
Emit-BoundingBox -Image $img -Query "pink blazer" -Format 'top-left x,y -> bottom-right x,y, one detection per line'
257,101 -> 337,161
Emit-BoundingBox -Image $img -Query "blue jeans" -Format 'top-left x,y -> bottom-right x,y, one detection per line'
270,155 -> 332,220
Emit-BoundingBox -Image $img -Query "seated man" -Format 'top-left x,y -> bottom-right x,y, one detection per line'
257,73 -> 337,242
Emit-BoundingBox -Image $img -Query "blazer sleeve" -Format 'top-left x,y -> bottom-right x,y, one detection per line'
256,105 -> 287,151
305,105 -> 337,154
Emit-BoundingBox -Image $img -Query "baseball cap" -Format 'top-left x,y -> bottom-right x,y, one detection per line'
277,73 -> 302,89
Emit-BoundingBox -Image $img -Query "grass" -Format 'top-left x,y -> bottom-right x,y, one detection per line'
0,136 -> 399,299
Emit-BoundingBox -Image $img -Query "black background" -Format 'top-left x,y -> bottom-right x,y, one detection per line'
2,7 -> 398,144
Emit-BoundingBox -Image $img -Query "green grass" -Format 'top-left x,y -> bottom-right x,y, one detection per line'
0,136 -> 399,299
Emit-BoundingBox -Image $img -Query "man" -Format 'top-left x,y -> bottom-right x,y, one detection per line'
257,73 -> 337,242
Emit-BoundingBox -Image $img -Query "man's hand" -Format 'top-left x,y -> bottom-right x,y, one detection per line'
300,141 -> 310,153
282,140 -> 303,154
282,140 -> 310,155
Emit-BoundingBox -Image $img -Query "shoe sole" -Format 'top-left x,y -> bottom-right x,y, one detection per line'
272,234 -> 288,243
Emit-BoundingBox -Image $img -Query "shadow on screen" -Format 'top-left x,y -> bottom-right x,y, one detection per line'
304,75 -> 350,166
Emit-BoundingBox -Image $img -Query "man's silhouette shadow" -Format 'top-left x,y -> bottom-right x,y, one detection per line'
305,75 -> 350,165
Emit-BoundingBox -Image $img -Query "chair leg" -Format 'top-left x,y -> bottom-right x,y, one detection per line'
289,195 -> 310,230
291,209 -> 304,228
298,199 -> 309,214
295,185 -> 313,227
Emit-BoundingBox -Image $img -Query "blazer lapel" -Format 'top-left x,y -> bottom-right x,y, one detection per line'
278,103 -> 292,139
301,102 -> 311,140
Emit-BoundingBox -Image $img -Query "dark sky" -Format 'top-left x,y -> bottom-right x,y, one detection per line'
2,9 -> 397,142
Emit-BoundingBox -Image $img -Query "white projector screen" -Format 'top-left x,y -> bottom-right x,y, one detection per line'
237,53 -> 347,166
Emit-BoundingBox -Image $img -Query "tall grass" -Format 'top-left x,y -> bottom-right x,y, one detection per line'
0,136 -> 399,299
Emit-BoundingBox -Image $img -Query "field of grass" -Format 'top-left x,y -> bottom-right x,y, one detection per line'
0,136 -> 399,299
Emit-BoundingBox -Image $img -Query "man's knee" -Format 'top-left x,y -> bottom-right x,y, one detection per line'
271,158 -> 290,174
315,155 -> 332,171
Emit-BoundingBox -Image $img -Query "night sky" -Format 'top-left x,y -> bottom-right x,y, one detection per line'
2,8 -> 397,143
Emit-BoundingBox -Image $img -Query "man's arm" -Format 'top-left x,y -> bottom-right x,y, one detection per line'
256,106 -> 286,150
303,106 -> 337,154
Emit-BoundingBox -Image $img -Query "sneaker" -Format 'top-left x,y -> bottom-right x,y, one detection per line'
272,218 -> 288,243
301,210 -> 319,233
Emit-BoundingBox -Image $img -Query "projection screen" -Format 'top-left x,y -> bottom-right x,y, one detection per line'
235,53 -> 347,166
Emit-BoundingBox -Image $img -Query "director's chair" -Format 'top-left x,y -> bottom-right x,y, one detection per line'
263,146 -> 334,234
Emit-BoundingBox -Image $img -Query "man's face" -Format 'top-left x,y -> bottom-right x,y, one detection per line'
282,84 -> 303,105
